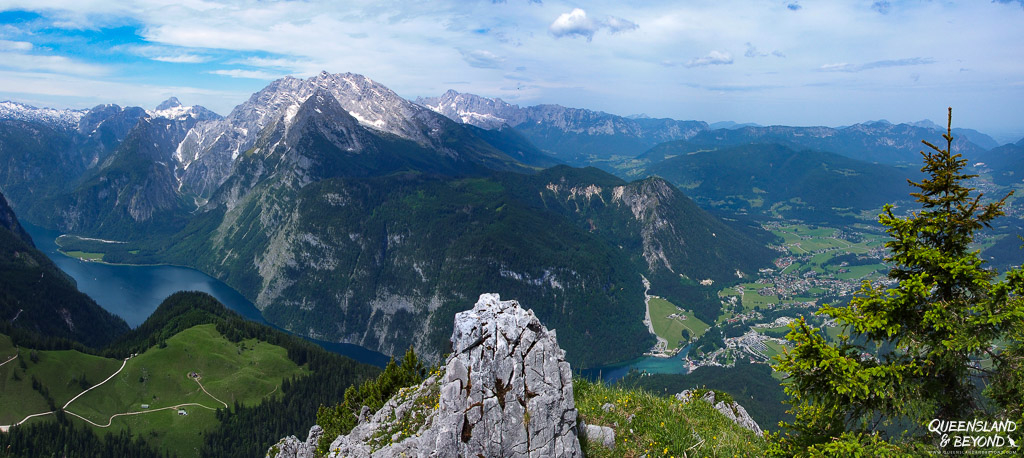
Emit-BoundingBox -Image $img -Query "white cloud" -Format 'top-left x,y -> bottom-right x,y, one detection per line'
459,49 -> 505,69
0,51 -> 109,76
152,54 -> 209,63
208,69 -> 282,79
604,16 -> 639,34
871,1 -> 891,14
820,57 -> 934,72
125,45 -> 212,63
0,40 -> 32,51
549,8 -> 598,41
686,51 -> 733,68
548,8 -> 638,41
744,43 -> 768,58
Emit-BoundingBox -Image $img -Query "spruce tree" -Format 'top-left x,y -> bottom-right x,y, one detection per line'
769,109 -> 1024,456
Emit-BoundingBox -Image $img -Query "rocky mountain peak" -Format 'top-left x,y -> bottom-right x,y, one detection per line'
417,90 -> 525,129
156,97 -> 182,111
271,293 -> 582,457
0,100 -> 87,128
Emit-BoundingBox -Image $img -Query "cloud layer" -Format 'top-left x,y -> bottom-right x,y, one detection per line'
0,1 -> 1018,134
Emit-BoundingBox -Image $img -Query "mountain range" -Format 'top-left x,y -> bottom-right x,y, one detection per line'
0,72 -> 775,368
417,90 -> 708,165
638,142 -> 917,224
416,91 -> 1001,169
1,72 -> 1015,366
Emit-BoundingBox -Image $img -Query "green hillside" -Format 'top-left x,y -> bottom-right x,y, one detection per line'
0,191 -> 130,349
1,324 -> 305,457
642,143 -> 913,224
1,292 -> 380,457
71,324 -> 305,457
64,167 -> 772,368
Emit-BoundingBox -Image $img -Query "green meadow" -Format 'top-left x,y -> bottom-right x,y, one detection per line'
648,297 -> 709,351
1,324 -> 306,457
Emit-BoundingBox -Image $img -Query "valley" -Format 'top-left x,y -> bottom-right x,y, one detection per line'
0,60 -> 1020,458
1,292 -> 381,457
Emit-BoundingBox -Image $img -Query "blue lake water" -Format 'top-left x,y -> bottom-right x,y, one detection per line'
23,223 -> 389,367
23,223 -> 694,376
580,345 -> 692,383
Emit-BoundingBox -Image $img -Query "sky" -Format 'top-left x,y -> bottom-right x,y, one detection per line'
0,0 -> 1022,142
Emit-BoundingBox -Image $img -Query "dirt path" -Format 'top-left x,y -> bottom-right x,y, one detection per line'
65,402 -> 218,428
0,352 -> 17,368
641,276 -> 669,355
192,376 -> 228,408
63,357 -> 129,409
0,411 -> 55,432
0,355 -> 130,432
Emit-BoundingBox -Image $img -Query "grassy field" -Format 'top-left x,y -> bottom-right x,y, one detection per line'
62,250 -> 105,261
66,324 -> 306,456
648,297 -> 709,350
737,283 -> 779,311
0,341 -> 123,425
0,334 -> 14,360
575,378 -> 766,457
2,325 -> 306,456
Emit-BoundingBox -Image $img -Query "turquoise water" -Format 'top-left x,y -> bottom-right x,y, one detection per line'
580,345 -> 692,383
23,223 -> 389,367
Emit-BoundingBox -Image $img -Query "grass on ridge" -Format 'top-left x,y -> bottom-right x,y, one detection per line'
67,323 -> 306,457
575,377 -> 766,457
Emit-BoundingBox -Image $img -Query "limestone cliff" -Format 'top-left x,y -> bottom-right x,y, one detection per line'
270,293 -> 582,457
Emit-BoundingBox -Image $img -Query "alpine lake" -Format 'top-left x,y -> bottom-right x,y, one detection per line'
24,223 -> 691,380
23,222 -> 390,367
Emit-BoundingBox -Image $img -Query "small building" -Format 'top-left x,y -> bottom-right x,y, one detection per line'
141,404 -> 149,409
178,409 -> 188,416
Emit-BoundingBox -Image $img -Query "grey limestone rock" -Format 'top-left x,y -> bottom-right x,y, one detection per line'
295,293 -> 582,458
266,425 -> 322,458
583,424 -> 616,450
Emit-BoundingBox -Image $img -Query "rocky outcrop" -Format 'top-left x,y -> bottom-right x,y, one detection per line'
269,293 -> 582,458
269,425 -> 322,458
675,390 -> 763,435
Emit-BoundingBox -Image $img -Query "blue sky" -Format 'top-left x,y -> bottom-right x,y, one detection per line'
0,1 -> 1022,141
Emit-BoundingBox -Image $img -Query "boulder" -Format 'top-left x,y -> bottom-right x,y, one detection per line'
583,424 -> 616,450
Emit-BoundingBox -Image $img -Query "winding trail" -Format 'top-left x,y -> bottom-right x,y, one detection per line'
63,357 -> 129,409
2,354 -> 274,432
0,355 -> 128,432
0,411 -> 55,432
192,376 -> 228,408
64,403 -> 218,428
0,352 -> 17,368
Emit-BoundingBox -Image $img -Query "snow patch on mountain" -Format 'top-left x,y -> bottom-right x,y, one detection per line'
0,101 -> 87,127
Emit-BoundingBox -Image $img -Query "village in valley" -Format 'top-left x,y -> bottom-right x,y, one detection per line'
645,220 -> 897,377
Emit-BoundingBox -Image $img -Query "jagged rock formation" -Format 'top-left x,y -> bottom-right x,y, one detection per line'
270,293 -> 582,457
675,390 -> 763,435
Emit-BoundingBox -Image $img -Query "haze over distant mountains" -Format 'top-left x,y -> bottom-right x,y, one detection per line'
0,72 -> 781,367
416,89 -> 1007,167
1,71 -> 1019,365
